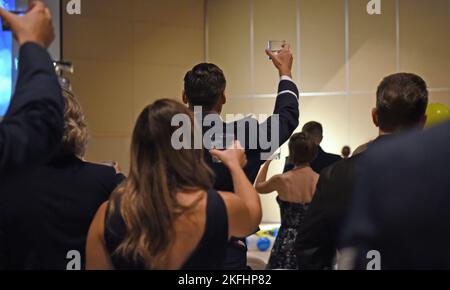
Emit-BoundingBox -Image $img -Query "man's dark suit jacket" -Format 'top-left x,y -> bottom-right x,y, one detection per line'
201,78 -> 299,269
0,43 -> 63,176
283,146 -> 342,174
0,153 -> 124,269
295,136 -> 389,270
204,79 -> 300,192
340,122 -> 450,269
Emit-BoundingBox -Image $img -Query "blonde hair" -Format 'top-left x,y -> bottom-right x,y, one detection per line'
62,89 -> 89,157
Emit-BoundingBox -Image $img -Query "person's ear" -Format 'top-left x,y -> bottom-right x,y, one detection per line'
182,90 -> 188,105
221,92 -> 227,106
372,108 -> 379,127
418,114 -> 427,130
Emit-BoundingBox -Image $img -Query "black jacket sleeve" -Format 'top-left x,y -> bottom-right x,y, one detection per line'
258,79 -> 300,155
0,43 -> 64,175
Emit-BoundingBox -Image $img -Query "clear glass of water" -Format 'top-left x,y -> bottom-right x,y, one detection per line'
267,40 -> 287,59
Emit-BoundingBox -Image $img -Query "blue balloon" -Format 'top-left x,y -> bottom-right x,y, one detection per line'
257,237 -> 271,252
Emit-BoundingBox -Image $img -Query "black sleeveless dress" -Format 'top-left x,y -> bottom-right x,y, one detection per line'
104,189 -> 229,270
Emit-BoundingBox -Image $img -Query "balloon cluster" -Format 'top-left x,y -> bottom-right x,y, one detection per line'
247,227 -> 279,252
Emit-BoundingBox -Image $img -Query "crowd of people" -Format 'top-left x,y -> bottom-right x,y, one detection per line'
1,2 -> 449,270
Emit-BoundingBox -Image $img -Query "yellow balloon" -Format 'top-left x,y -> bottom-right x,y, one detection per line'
426,103 -> 450,128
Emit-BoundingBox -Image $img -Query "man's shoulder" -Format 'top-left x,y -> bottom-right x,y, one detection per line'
321,155 -> 359,181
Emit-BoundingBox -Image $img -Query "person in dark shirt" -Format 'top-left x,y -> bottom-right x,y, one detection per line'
339,120 -> 450,270
0,90 -> 124,269
182,44 -> 300,269
295,73 -> 429,270
283,122 -> 342,174
0,2 -> 64,176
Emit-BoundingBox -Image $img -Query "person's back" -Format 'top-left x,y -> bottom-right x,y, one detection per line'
276,167 -> 318,204
295,72 -> 429,270
0,90 -> 122,269
182,45 -> 299,269
104,189 -> 228,270
0,156 -> 121,269
255,133 -> 318,269
340,121 -> 450,269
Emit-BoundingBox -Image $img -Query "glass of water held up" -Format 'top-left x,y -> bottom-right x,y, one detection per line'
267,40 -> 287,59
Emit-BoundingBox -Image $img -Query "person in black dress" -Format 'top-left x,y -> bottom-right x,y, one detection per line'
0,90 -> 124,269
86,99 -> 262,270
255,133 -> 319,269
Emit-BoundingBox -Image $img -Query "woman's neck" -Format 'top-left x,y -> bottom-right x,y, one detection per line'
294,163 -> 310,169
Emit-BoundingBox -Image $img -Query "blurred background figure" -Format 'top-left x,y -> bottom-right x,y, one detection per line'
295,73 -> 428,270
284,122 -> 342,174
341,146 -> 351,159
255,133 -> 319,270
0,90 -> 124,270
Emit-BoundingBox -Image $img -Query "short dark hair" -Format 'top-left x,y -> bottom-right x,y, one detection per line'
302,121 -> 323,138
184,63 -> 226,111
289,132 -> 318,165
376,73 -> 428,132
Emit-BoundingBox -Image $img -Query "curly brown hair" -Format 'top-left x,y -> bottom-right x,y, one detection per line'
62,89 -> 89,157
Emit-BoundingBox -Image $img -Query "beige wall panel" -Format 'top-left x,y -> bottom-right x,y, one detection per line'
85,137 -> 131,173
400,0 -> 450,88
254,0 -> 298,94
299,95 -> 348,155
134,22 -> 204,67
133,64 -> 190,118
349,94 -> 378,151
70,60 -> 134,134
299,0 -> 346,92
429,91 -> 450,107
64,18 -> 133,63
207,0 -> 252,97
132,0 -> 204,29
349,0 -> 397,91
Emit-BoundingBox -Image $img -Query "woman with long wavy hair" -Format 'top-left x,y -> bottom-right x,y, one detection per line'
86,99 -> 262,270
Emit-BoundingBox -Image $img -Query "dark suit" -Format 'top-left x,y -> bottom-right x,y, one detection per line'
284,146 -> 342,174
340,122 -> 450,269
202,78 -> 300,269
0,43 -> 64,176
0,153 -> 124,269
294,136 -> 389,270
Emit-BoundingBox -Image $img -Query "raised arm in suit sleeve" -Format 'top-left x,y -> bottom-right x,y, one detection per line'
258,77 -> 300,154
0,43 -> 64,175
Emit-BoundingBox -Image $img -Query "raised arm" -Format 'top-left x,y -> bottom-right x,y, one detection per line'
255,160 -> 282,194
0,2 -> 64,174
258,44 -> 300,156
211,141 -> 263,239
